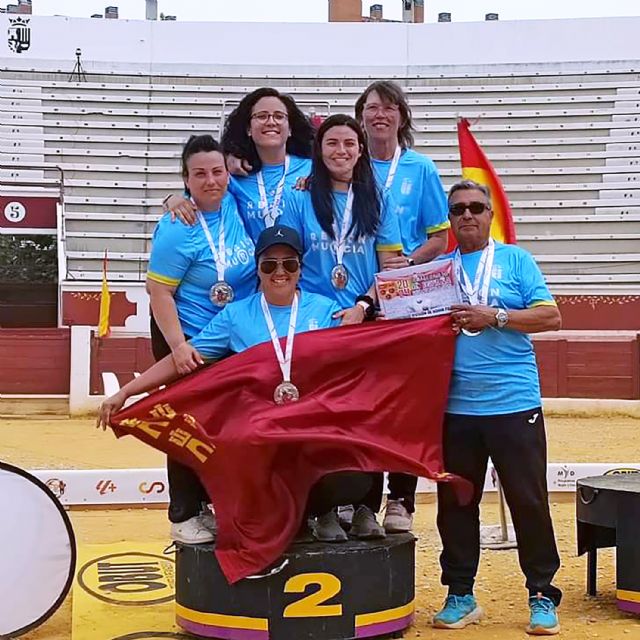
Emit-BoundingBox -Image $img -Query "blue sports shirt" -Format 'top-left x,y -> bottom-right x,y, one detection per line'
147,193 -> 256,338
228,155 -> 312,243
280,189 -> 403,308
189,290 -> 341,359
442,242 -> 557,416
372,148 -> 449,255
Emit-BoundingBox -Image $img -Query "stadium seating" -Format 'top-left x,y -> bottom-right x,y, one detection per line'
2,70 -> 639,289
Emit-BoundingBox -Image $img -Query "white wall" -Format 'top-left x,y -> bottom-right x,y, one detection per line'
2,15 -> 640,77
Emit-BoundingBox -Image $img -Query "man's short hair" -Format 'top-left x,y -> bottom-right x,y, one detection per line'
448,179 -> 492,205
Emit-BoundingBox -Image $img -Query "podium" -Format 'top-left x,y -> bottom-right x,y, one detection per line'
175,534 -> 416,639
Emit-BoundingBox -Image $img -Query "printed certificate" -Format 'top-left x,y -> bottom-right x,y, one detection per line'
375,259 -> 461,319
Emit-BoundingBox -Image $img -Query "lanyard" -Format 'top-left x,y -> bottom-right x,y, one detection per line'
260,292 -> 299,384
197,210 -> 226,281
332,185 -> 354,267
454,239 -> 495,305
257,155 -> 290,228
384,146 -> 402,190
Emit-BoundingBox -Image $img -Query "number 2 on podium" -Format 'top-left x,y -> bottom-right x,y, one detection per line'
283,572 -> 343,618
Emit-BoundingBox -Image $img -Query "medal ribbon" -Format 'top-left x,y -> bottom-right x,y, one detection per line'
260,292 -> 299,384
197,210 -> 227,281
384,146 -> 402,191
257,155 -> 290,228
332,185 -> 354,268
454,238 -> 495,305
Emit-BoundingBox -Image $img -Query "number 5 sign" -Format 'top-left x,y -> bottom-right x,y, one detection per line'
4,201 -> 26,224
0,197 -> 58,235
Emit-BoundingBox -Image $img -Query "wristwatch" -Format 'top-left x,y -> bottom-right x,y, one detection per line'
495,308 -> 509,328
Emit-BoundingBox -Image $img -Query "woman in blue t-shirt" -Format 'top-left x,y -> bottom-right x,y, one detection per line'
281,114 -> 403,324
162,88 -> 314,242
100,225 -> 372,545
147,134 -> 256,547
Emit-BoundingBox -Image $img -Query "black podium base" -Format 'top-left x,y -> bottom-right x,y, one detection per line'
175,534 -> 416,639
577,474 -> 640,614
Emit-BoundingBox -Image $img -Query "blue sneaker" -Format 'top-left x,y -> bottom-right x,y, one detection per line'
433,594 -> 483,629
527,593 -> 560,635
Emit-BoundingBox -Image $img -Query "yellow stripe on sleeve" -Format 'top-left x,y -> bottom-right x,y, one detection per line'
146,271 -> 181,287
427,220 -> 451,234
529,300 -> 557,308
376,243 -> 404,252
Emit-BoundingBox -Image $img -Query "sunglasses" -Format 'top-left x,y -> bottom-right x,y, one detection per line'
251,111 -> 288,124
449,202 -> 490,216
259,258 -> 300,274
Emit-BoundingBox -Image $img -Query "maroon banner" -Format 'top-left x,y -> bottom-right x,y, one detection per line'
0,196 -> 58,233
112,316 -> 470,583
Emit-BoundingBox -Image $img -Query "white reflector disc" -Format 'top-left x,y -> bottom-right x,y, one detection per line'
0,462 -> 76,637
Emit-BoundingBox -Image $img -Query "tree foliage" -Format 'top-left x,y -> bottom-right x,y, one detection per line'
0,234 -> 58,283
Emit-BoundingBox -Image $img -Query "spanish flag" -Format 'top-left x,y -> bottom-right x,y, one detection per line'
448,118 -> 517,250
98,250 -> 111,338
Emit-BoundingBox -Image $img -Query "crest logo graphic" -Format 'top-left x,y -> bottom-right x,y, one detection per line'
8,17 -> 31,54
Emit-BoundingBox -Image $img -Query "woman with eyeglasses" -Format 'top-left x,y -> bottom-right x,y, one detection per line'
99,225 -> 372,543
352,80 -> 451,535
355,80 -> 449,269
432,179 -> 563,635
146,134 -> 256,546
163,88 -> 314,243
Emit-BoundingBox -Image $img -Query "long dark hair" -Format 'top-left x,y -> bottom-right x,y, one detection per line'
310,114 -> 381,241
354,80 -> 415,149
181,134 -> 225,197
221,87 -> 314,172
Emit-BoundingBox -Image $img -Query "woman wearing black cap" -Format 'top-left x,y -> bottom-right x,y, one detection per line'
99,225 -> 369,543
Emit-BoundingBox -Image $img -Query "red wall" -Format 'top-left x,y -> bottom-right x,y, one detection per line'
90,334 -> 640,400
1,330 -> 637,400
90,335 -> 154,395
534,336 -> 640,400
0,328 -> 71,394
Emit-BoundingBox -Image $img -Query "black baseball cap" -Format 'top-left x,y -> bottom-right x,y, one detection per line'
255,225 -> 303,259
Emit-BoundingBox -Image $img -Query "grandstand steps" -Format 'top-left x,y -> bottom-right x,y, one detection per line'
2,67 -> 639,288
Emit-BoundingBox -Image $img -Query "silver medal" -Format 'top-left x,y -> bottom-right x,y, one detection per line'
331,264 -> 349,290
274,381 -> 300,405
210,281 -> 234,307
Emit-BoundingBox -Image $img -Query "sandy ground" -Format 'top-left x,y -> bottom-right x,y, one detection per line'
2,415 -> 639,640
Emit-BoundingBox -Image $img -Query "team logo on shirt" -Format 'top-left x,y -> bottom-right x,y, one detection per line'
225,239 -> 254,266
309,231 -> 365,255
400,178 -> 413,196
492,265 -> 503,280
8,17 -> 31,54
308,318 -> 319,330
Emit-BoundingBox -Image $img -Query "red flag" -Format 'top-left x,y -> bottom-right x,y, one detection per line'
447,118 -> 517,251
112,316 -> 470,583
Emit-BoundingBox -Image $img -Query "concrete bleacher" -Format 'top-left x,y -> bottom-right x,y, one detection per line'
2,69 -> 640,289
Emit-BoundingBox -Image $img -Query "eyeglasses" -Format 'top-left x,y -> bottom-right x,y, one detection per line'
251,111 -> 288,124
363,104 -> 399,116
259,258 -> 300,274
449,202 -> 490,216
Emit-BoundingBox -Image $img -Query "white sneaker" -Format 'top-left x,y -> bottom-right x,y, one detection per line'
170,515 -> 215,544
383,499 -> 413,533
